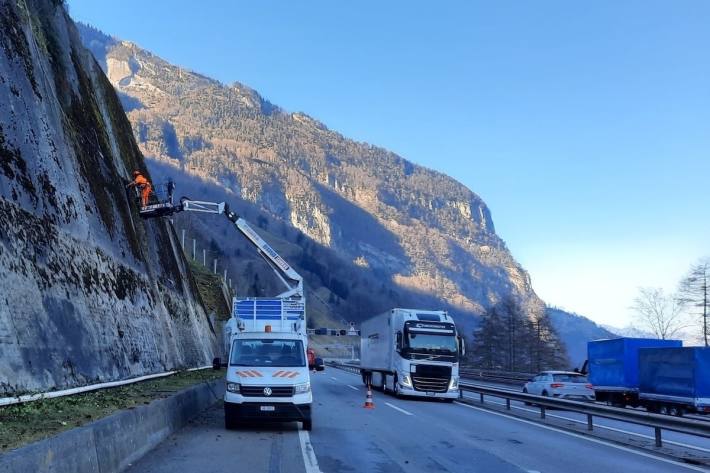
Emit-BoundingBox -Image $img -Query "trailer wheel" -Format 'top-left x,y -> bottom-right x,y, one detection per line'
669,406 -> 684,417
659,405 -> 669,415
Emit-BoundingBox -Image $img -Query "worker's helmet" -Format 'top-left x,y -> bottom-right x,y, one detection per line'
132,170 -> 141,177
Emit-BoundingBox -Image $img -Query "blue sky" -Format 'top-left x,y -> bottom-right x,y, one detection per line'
68,1 -> 710,327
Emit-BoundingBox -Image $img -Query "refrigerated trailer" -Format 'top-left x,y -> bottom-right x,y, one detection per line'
359,308 -> 465,400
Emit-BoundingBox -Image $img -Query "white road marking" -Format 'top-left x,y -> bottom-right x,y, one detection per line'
464,395 -> 710,454
298,429 -> 323,473
330,376 -> 338,381
385,402 -> 414,416
454,401 -> 708,472
347,384 -> 359,391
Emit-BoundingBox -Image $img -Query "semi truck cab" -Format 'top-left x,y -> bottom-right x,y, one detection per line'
361,309 -> 464,400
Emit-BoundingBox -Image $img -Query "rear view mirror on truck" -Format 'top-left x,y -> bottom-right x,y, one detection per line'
212,357 -> 227,370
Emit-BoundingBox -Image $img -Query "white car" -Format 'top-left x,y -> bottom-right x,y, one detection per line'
523,371 -> 594,401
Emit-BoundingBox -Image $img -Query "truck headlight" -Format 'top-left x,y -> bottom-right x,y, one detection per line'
449,377 -> 459,390
227,382 -> 240,393
294,382 -> 311,394
400,375 -> 412,387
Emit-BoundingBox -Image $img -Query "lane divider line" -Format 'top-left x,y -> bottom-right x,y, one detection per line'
385,402 -> 414,416
347,385 -> 359,391
298,429 -> 323,473
330,376 -> 338,381
463,395 -> 710,454
454,401 -> 708,473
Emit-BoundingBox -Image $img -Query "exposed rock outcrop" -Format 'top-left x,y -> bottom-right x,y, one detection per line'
0,0 -> 217,395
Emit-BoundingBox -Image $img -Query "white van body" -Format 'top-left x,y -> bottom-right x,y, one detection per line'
223,298 -> 312,430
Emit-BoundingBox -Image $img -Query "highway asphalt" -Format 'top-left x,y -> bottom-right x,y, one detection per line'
124,369 -> 709,473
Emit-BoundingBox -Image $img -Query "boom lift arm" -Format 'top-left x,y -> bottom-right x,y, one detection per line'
151,197 -> 304,301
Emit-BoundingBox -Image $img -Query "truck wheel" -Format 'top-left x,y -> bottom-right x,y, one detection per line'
393,375 -> 400,397
302,419 -> 313,431
669,406 -> 683,417
382,374 -> 389,393
659,405 -> 669,415
224,409 -> 239,430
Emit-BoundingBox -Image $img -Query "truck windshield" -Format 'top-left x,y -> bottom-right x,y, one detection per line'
230,339 -> 306,367
405,333 -> 457,354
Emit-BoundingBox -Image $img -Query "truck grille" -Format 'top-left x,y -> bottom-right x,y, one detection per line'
411,364 -> 452,393
240,385 -> 294,397
412,376 -> 450,392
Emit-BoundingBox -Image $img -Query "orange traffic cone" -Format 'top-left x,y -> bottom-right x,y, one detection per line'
364,384 -> 375,409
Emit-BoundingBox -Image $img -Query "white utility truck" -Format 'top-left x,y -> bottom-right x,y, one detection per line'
360,308 -> 465,400
223,299 -> 312,430
137,195 -> 314,430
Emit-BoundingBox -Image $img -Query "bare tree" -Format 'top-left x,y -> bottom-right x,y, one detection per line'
631,287 -> 687,340
678,258 -> 710,346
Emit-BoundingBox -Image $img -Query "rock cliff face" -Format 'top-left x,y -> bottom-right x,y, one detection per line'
78,25 -> 543,323
0,0 -> 217,395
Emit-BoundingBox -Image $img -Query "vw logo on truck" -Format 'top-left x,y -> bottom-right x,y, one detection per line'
263,387 -> 273,397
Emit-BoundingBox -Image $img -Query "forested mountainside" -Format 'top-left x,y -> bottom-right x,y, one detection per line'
78,25 -> 543,319
78,24 -> 591,367
0,1 -> 217,395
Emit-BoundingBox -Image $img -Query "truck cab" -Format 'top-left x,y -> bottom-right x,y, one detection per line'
224,327 -> 312,430
361,309 -> 464,400
223,297 -> 312,430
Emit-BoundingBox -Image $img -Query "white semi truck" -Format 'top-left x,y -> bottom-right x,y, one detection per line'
360,308 -> 465,400
138,195 -> 315,430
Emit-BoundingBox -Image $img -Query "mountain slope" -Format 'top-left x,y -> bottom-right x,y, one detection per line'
78,24 -> 543,325
547,308 -> 617,366
0,1 -> 217,395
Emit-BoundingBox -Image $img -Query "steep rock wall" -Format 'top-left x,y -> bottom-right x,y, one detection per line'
0,0 -> 217,395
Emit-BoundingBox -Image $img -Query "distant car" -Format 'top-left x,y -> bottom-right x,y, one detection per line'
523,371 -> 594,401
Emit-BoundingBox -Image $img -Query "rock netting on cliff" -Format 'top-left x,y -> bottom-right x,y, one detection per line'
0,0 -> 218,395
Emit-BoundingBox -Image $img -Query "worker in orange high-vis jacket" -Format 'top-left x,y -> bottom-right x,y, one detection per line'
126,170 -> 152,206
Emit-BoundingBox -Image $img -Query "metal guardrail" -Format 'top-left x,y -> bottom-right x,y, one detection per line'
461,382 -> 710,447
326,361 -> 710,447
458,368 -> 532,385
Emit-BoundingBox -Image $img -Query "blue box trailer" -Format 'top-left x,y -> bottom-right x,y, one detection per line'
638,347 -> 710,414
587,338 -> 682,406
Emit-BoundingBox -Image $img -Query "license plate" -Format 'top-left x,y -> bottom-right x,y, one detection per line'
260,405 -> 275,412
426,392 -> 436,397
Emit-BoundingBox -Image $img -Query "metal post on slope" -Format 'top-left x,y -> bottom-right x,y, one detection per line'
181,229 -> 185,250
655,427 -> 662,447
223,269 -> 227,282
192,239 -> 196,260
587,414 -> 593,431
540,406 -> 546,419
213,259 -> 217,274
203,249 -> 206,266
